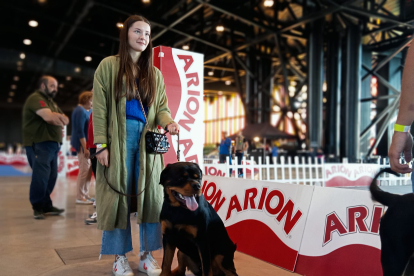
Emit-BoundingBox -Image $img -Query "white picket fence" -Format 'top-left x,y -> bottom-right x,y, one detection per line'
203,156 -> 412,187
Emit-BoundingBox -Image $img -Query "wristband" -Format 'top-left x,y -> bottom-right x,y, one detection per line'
394,124 -> 411,132
97,143 -> 107,149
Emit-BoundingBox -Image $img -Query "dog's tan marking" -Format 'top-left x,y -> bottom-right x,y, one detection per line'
161,220 -> 172,235
183,172 -> 188,176
194,174 -> 199,178
167,188 -> 180,207
170,183 -> 194,197
175,224 -> 198,238
160,242 -> 176,276
213,254 -> 238,276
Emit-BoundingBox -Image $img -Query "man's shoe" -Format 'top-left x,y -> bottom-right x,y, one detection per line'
112,255 -> 133,276
138,252 -> 162,276
44,206 -> 65,216
86,197 -> 95,202
34,210 -> 45,220
76,199 -> 93,205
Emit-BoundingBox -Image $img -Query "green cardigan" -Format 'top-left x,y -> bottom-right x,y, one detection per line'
93,56 -> 174,231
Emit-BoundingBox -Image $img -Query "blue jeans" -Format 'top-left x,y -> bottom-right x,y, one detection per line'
25,141 -> 60,212
235,150 -> 243,175
219,154 -> 233,176
100,119 -> 162,255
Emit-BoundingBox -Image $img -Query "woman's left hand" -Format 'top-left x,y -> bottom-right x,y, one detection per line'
167,122 -> 180,135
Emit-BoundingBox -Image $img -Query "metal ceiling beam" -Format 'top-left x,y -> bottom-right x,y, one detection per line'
1,3 -> 120,43
53,0 -> 94,58
96,2 -> 231,53
327,0 -> 414,29
152,3 -> 203,41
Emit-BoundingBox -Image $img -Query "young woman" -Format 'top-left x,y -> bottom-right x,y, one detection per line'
93,15 -> 180,276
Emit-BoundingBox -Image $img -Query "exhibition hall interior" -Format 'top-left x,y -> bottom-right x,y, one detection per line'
0,0 -> 413,275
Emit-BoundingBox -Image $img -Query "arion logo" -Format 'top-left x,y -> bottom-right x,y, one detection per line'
202,181 -> 303,235
323,205 -> 384,246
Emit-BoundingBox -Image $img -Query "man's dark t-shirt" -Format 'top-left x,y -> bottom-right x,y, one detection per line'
22,91 -> 63,146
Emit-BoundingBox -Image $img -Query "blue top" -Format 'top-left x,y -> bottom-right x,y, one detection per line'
126,79 -> 148,123
272,146 -> 278,157
70,105 -> 92,153
219,138 -> 232,155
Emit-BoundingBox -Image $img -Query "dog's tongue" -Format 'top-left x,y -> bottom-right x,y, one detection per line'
184,195 -> 198,211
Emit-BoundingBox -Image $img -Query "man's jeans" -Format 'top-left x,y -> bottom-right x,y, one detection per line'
100,119 -> 162,255
235,150 -> 243,175
219,154 -> 233,176
25,141 -> 60,212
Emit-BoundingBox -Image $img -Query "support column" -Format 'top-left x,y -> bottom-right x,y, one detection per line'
341,23 -> 362,162
308,19 -> 324,150
359,50 -> 372,158
325,30 -> 342,160
376,53 -> 402,156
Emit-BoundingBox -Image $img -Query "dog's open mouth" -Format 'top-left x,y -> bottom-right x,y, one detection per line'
171,190 -> 199,211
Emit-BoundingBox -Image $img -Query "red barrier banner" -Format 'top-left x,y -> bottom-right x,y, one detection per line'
295,187 -> 383,276
202,176 -> 314,271
153,46 -> 204,167
324,163 -> 380,187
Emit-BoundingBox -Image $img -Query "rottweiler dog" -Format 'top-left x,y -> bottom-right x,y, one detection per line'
370,168 -> 414,276
159,162 -> 238,276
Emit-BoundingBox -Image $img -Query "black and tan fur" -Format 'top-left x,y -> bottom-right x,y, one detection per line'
159,162 -> 238,276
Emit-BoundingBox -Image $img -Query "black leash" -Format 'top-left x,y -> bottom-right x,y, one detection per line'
90,129 -> 180,198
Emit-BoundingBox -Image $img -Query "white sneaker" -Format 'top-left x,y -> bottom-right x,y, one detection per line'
76,199 -> 93,205
138,252 -> 162,276
113,255 -> 133,276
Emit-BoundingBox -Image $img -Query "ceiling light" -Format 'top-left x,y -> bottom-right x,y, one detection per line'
323,97 -> 327,103
294,113 -> 301,120
74,67 -> 81,73
182,45 -> 189,50
116,22 -> 124,28
301,102 -> 307,108
216,25 -> 224,32
20,53 -> 26,59
23,39 -> 32,45
302,92 -> 307,100
208,71 -> 214,76
9,92 -> 15,97
13,76 -> 19,81
11,85 -> 17,90
273,105 -> 280,112
38,0 -> 46,3
323,81 -> 327,92
66,76 -> 72,81
17,61 -> 23,66
142,0 -> 150,3
287,111 -> 293,118
7,98 -> 12,103
59,84 -> 64,88
301,113 -> 307,119
218,91 -> 223,95
85,56 -> 92,62
28,20 -> 38,27
264,0 -> 274,7
17,67 -> 22,71
225,80 -> 231,85
290,80 -> 297,86
253,136 -> 260,142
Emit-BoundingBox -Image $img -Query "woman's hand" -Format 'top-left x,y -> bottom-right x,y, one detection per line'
167,122 -> 180,135
96,149 -> 109,167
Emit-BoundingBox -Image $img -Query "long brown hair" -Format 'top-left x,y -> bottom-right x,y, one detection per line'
115,15 -> 156,106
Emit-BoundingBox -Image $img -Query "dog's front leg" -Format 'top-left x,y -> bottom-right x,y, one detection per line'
198,242 -> 212,276
160,236 -> 176,276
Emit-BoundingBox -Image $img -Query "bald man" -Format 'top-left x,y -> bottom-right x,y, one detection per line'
22,75 -> 69,219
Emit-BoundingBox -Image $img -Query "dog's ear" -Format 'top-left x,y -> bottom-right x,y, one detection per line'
160,164 -> 172,185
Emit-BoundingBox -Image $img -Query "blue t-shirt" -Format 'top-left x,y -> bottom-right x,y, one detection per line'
126,79 -> 148,123
272,146 -> 278,157
219,138 -> 232,155
70,105 -> 92,153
